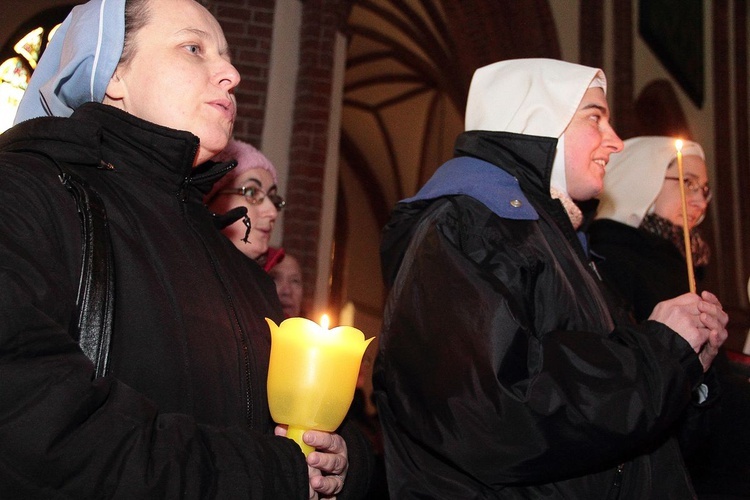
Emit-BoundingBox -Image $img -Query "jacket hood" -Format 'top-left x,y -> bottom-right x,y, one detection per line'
381,131 -> 558,286
456,130 -> 600,247
454,130 -> 558,198
596,136 -> 706,227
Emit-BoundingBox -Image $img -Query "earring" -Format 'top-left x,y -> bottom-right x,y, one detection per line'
241,215 -> 251,243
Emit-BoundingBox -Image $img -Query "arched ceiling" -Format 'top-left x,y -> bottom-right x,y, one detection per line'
342,1 -> 462,226
340,0 -> 562,226
332,0 -> 563,317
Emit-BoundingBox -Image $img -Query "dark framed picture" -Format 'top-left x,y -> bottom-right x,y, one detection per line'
639,0 -> 704,107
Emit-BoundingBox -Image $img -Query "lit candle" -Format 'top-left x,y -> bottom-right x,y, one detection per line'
265,315 -> 373,455
675,139 -> 696,293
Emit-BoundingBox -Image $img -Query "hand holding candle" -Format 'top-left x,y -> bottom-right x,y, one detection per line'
675,139 -> 697,293
266,315 -> 373,456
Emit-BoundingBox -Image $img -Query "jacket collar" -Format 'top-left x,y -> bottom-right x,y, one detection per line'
1,102 -> 229,198
401,156 -> 538,220
453,129 -> 597,262
453,130 -> 558,199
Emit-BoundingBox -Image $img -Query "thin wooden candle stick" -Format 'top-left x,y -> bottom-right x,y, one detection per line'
675,139 -> 696,293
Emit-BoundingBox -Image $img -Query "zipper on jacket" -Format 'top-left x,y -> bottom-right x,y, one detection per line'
588,260 -> 603,281
179,175 -> 192,202
610,463 -> 624,499
178,140 -> 201,202
178,191 -> 256,428
179,159 -> 238,203
179,140 -> 256,428
199,160 -> 237,186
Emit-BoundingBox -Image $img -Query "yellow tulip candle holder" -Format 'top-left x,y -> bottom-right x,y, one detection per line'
265,316 -> 373,456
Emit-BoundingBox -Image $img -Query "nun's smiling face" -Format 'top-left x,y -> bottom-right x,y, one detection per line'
563,87 -> 624,201
103,0 -> 240,165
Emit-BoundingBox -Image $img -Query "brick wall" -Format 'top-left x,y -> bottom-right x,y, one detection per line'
283,0 -> 352,315
208,0 -> 275,146
206,0 -> 351,314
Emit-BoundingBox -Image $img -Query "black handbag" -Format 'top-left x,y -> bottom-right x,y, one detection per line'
23,151 -> 116,378
59,161 -> 115,378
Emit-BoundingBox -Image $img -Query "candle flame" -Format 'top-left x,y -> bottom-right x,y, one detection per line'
320,314 -> 330,330
675,139 -> 683,152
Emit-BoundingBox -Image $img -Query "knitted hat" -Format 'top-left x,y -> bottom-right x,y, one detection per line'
14,0 -> 126,123
205,139 -> 278,201
596,136 -> 705,227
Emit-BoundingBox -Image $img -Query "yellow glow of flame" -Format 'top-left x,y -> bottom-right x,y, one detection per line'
320,314 -> 330,330
675,139 -> 683,152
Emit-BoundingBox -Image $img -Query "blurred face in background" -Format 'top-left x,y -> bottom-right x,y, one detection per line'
269,255 -> 303,317
653,155 -> 710,229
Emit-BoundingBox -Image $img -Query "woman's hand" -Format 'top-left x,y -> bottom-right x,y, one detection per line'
649,291 -> 729,372
275,426 -> 348,499
649,292 -> 707,352
305,430 -> 348,499
696,291 -> 729,372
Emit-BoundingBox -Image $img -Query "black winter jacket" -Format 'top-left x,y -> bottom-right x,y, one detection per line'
374,131 -> 705,499
588,218 -> 706,323
588,218 -> 750,498
0,103 -> 369,498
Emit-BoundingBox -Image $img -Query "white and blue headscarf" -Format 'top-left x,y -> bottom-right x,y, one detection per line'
13,0 -> 127,124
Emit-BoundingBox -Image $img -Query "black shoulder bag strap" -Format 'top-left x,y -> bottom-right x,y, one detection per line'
25,151 -> 115,378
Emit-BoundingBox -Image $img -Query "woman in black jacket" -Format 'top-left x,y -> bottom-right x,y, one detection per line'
589,136 -> 711,322
0,0 -> 369,497
589,136 -> 750,498
374,59 -> 728,499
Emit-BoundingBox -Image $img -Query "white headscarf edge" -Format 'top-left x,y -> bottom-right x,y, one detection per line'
596,136 -> 705,227
464,58 -> 606,139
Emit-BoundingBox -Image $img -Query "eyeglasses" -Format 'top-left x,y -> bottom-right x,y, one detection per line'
219,185 -> 286,210
664,176 -> 712,202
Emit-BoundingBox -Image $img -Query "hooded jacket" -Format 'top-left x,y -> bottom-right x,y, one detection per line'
0,103 -> 369,498
373,59 -> 704,499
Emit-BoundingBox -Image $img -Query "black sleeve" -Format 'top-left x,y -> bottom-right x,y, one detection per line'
0,156 -> 309,498
376,205 -> 703,490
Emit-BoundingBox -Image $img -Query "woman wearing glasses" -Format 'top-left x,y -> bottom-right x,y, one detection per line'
589,136 -> 712,322
0,0 -> 366,494
205,139 -> 288,270
589,140 -> 750,499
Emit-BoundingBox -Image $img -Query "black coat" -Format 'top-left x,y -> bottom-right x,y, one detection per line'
588,218 -> 704,323
0,103 -> 370,498
374,130 -> 704,499
589,218 -> 750,498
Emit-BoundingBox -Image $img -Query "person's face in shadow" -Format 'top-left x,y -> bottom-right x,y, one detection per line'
269,255 -> 303,317
210,167 -> 280,260
653,155 -> 710,229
